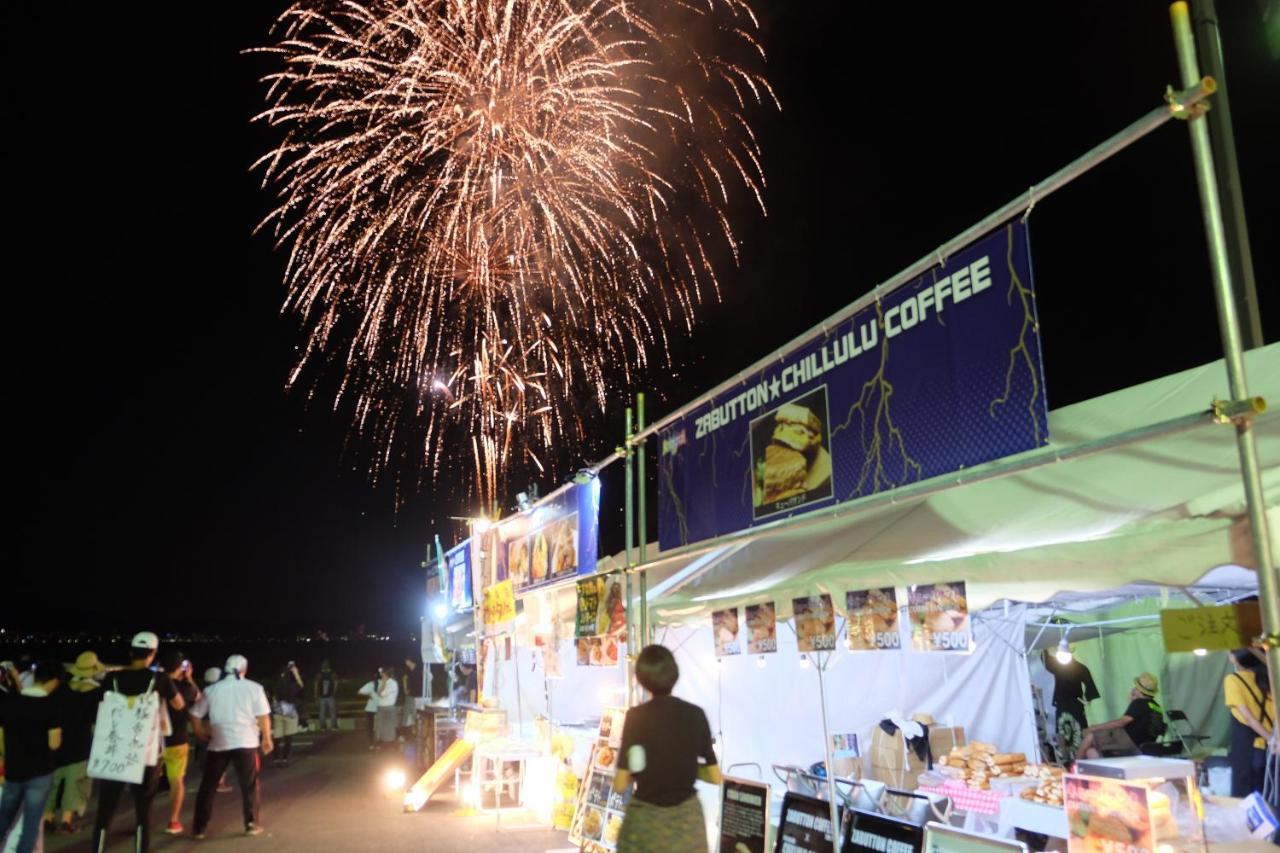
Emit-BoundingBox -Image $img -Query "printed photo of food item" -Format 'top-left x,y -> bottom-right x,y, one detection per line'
531,530 -> 550,585
745,602 -> 777,654
713,607 -> 741,657
599,577 -> 627,640
793,594 -> 836,652
750,387 -> 834,519
587,770 -> 612,807
846,587 -> 901,651
581,807 -> 605,840
595,743 -> 617,771
508,536 -> 530,587
599,707 -> 626,746
1064,775 -> 1156,853
908,581 -> 971,652
549,515 -> 579,578
603,812 -> 624,846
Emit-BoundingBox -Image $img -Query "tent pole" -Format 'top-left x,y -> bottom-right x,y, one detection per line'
816,658 -> 841,847
1170,4 -> 1279,683
625,406 -> 636,707
638,393 -> 650,646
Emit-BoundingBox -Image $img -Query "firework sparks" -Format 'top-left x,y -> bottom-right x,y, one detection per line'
254,0 -> 775,511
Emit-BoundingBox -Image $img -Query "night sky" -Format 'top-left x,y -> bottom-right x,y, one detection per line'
10,2 -> 1276,634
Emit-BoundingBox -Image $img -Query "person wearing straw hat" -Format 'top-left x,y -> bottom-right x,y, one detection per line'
42,652 -> 106,834
1079,673 -> 1167,759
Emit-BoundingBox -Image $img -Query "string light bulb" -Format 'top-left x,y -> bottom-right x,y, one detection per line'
1055,629 -> 1073,665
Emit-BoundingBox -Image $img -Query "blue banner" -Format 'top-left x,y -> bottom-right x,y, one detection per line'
658,221 -> 1047,549
445,539 -> 473,611
491,479 -> 601,592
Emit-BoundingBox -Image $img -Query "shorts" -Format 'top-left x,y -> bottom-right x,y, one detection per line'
1094,727 -> 1140,757
273,713 -> 301,738
47,760 -> 92,815
163,743 -> 190,782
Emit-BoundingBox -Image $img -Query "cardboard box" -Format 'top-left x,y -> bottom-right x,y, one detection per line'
866,726 -> 927,790
928,726 -> 965,764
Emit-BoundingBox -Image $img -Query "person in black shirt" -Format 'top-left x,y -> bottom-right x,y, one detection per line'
612,645 -> 720,852
314,661 -> 338,731
1080,672 -> 1166,758
272,662 -> 304,766
160,650 -> 200,835
89,631 -> 185,853
43,652 -> 104,834
1043,649 -> 1100,764
0,660 -> 64,853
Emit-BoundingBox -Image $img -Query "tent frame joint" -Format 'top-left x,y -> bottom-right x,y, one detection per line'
1211,395 -> 1266,426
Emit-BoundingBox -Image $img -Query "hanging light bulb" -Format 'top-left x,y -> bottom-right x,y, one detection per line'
799,654 -> 811,670
755,655 -> 767,669
1055,630 -> 1073,665
1193,648 -> 1208,657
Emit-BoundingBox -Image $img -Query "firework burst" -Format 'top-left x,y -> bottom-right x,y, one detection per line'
254,0 -> 775,512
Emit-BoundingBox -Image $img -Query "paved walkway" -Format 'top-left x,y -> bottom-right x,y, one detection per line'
44,733 -> 571,852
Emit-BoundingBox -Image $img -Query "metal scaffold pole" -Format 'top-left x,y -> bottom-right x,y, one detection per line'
637,393 -> 650,647
624,407 -> 636,706
1170,0 -> 1278,686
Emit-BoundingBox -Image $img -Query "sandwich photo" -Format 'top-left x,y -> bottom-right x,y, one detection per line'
751,388 -> 833,517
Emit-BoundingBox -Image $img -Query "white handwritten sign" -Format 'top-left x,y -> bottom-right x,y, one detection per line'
87,689 -> 161,784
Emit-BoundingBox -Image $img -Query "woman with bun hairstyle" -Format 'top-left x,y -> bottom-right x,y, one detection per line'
612,645 -> 720,852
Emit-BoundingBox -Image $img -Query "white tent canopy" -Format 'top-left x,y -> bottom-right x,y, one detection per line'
647,344 -> 1279,623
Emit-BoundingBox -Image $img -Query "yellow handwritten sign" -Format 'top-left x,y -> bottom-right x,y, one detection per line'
482,579 -> 516,630
1160,602 -> 1260,652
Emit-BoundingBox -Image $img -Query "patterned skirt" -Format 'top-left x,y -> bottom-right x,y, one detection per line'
616,795 -> 707,853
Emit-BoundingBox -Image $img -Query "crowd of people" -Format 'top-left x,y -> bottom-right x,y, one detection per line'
0,631 -> 413,852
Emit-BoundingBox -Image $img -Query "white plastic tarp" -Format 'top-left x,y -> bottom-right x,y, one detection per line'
662,605 -> 1038,785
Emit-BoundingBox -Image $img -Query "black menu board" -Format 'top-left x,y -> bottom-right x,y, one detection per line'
774,792 -> 837,853
841,808 -> 923,853
719,776 -> 770,853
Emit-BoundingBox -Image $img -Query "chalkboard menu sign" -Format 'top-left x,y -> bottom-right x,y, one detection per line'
719,776 -> 770,853
841,808 -> 923,853
775,792 -> 837,853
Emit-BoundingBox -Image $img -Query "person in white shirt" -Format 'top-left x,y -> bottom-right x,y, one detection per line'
189,655 -> 273,838
357,671 -> 382,750
374,667 -> 400,749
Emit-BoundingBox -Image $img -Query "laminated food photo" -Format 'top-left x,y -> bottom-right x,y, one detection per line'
749,386 -> 834,518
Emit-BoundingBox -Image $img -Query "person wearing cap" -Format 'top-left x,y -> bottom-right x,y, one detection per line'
41,651 -> 105,834
194,667 -> 232,792
89,631 -> 185,853
1079,673 -> 1167,759
189,654 -> 273,838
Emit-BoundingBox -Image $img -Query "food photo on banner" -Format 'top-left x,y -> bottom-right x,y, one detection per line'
714,607 -> 742,657
657,220 -> 1047,549
846,587 -> 901,651
492,480 -> 600,590
574,575 -> 625,667
793,594 -> 837,652
445,539 -> 473,610
745,602 -> 778,654
908,581 -> 971,652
